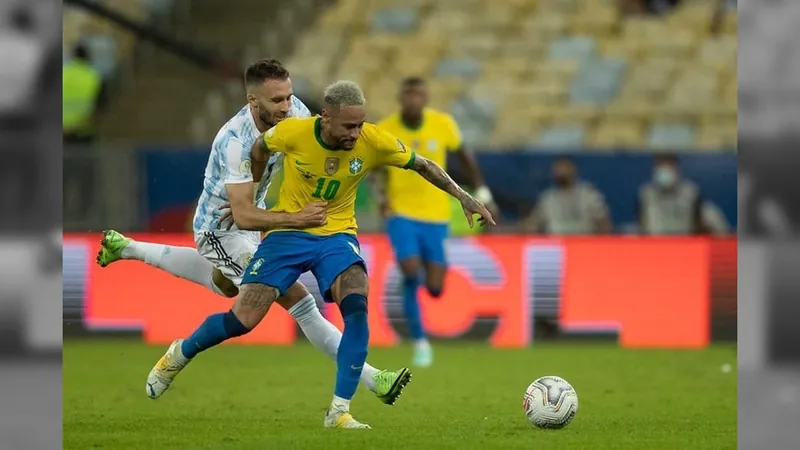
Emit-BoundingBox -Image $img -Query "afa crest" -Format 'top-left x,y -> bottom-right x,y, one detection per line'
349,157 -> 364,174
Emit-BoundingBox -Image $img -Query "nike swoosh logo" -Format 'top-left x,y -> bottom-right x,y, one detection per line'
295,161 -> 310,166
351,365 -> 363,371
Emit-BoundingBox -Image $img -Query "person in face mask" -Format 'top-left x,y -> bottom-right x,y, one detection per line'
523,157 -> 612,235
638,154 -> 708,234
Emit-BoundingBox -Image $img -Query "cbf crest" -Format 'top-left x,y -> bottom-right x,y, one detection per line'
325,157 -> 339,175
349,157 -> 364,175
248,258 -> 264,276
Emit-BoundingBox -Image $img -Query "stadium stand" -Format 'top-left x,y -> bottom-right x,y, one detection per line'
66,0 -> 331,143
286,0 -> 736,150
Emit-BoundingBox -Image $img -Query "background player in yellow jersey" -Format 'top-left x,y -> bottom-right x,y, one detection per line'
374,77 -> 497,367
146,81 -> 495,430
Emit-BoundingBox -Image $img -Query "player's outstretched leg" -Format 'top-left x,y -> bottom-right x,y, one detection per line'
146,283 -> 277,398
282,283 -> 412,405
324,264 -> 373,429
97,230 -> 231,296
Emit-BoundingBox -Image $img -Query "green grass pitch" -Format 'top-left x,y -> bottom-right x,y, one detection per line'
64,339 -> 736,449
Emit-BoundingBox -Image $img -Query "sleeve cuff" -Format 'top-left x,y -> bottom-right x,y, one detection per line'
402,152 -> 416,169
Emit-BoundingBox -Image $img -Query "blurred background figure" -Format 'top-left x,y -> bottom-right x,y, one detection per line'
637,154 -> 729,235
523,157 -> 611,235
63,43 -> 105,144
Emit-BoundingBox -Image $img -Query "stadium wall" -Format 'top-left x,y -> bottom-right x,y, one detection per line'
64,234 -> 736,347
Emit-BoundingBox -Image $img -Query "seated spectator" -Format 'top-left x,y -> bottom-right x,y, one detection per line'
638,154 -> 729,235
523,157 -> 612,235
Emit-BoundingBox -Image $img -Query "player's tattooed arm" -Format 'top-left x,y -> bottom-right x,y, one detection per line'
410,155 -> 496,227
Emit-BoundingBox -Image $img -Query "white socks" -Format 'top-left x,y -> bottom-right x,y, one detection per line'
331,395 -> 351,412
121,241 -> 225,296
288,295 -> 379,392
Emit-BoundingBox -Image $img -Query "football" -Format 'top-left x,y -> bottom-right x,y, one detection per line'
523,376 -> 579,429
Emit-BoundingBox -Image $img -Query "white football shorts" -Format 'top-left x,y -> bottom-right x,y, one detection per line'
195,230 -> 261,286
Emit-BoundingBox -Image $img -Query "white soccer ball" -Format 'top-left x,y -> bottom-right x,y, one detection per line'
523,376 -> 579,429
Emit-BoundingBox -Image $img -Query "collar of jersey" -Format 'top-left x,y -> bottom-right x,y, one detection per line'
314,117 -> 346,151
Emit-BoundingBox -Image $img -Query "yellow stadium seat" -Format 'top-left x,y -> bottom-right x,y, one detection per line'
622,18 -> 670,41
648,30 -> 697,58
695,125 -> 737,150
667,1 -> 716,35
569,6 -> 619,36
605,97 -> 657,122
520,13 -> 568,38
551,105 -> 600,124
491,114 -> 541,147
447,33 -> 500,59
598,39 -> 645,60
515,84 -> 568,106
590,120 -> 645,149
499,39 -> 548,59
532,60 -> 581,80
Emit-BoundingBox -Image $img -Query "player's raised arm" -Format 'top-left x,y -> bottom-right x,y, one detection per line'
375,130 -> 495,228
227,135 -> 326,231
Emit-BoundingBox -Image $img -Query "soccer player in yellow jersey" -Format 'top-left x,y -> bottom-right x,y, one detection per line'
149,80 -> 495,429
374,77 -> 497,367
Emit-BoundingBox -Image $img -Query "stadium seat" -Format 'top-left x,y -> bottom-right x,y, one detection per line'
646,124 -> 696,149
435,58 -> 482,80
590,120 -> 645,149
534,124 -> 587,149
274,0 -> 737,149
547,36 -> 596,62
371,8 -> 419,33
569,59 -> 626,105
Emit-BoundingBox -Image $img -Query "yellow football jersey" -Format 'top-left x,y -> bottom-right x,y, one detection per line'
263,116 -> 415,236
378,108 -> 463,223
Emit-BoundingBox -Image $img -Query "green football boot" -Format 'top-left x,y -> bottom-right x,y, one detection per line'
96,229 -> 131,267
372,368 -> 412,405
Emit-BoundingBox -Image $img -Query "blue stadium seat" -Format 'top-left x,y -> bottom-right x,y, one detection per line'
647,124 -> 696,148
451,97 -> 497,125
533,124 -> 586,149
371,8 -> 419,33
548,36 -> 596,62
82,34 -> 117,79
569,58 -> 627,105
435,58 -> 481,80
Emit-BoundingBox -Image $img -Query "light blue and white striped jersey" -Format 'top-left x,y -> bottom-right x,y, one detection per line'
192,97 -> 311,233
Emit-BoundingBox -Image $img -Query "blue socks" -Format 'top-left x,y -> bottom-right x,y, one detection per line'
402,276 -> 425,340
180,310 -> 249,359
334,293 -> 369,400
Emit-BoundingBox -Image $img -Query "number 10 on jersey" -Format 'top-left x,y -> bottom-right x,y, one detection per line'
312,177 -> 340,200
